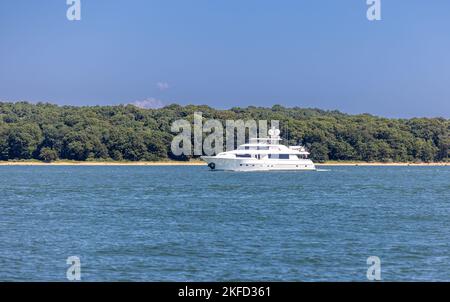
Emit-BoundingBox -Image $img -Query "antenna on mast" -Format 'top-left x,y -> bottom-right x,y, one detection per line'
282,122 -> 289,144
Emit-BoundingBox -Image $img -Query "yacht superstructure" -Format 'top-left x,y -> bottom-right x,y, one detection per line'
201,128 -> 316,171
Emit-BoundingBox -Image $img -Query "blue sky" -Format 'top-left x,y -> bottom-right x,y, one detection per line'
1,0 -> 449,117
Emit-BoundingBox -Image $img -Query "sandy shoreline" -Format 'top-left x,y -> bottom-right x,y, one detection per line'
0,161 -> 448,166
0,161 -> 206,166
317,162 -> 449,166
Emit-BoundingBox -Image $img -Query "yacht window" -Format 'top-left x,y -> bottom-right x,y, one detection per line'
236,154 -> 251,158
257,146 -> 269,150
268,154 -> 289,159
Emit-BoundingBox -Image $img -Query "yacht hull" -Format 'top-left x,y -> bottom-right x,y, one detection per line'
201,156 -> 316,171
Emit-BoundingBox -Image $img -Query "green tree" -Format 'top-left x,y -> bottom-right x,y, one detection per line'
0,102 -> 448,163
0,125 -> 10,160
7,124 -> 42,159
309,142 -> 329,162
39,147 -> 58,162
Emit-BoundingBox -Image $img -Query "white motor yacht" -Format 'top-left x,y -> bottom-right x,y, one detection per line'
201,128 -> 316,171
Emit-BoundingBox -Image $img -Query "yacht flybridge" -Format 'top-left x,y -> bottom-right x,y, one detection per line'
201,128 -> 316,171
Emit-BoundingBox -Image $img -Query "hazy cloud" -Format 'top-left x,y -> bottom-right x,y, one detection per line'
157,82 -> 169,91
129,98 -> 164,109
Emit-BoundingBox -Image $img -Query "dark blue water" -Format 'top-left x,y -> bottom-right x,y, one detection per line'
0,166 -> 449,281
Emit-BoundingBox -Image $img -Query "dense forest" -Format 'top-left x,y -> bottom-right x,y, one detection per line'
0,102 -> 449,162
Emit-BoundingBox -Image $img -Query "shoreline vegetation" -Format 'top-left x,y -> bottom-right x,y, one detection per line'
1,102 -> 449,163
0,160 -> 448,166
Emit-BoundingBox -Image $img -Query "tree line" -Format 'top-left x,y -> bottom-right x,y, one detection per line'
0,102 -> 448,162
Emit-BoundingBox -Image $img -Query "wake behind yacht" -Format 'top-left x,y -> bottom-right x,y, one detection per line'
201,128 -> 316,171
